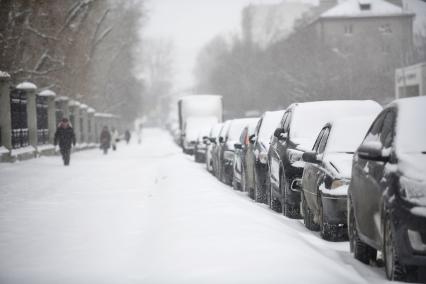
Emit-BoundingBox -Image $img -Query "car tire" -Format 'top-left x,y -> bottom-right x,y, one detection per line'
232,178 -> 241,191
302,193 -> 319,231
348,198 -> 376,264
254,170 -> 267,204
384,215 -> 410,281
280,171 -> 301,219
241,170 -> 247,192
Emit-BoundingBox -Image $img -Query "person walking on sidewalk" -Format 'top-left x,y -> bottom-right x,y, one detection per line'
100,126 -> 111,155
54,118 -> 76,166
111,128 -> 119,151
124,130 -> 131,144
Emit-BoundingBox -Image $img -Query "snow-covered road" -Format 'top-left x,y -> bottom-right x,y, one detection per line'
0,129 -> 393,284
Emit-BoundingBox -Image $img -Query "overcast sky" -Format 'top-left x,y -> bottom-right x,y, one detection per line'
141,0 -> 319,90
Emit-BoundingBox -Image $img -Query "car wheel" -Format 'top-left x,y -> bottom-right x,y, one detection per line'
241,170 -> 247,192
232,177 -> 241,191
280,171 -> 300,219
302,193 -> 319,231
384,215 -> 409,281
254,170 -> 267,203
349,198 -> 376,264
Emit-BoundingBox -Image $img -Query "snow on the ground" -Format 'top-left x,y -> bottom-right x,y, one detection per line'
0,129 -> 393,284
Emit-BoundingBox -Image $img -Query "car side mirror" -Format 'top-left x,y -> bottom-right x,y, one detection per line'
357,141 -> 389,162
302,151 -> 320,164
203,136 -> 210,144
274,128 -> 287,141
274,128 -> 284,138
249,134 -> 256,144
219,136 -> 224,143
234,143 -> 242,150
209,137 -> 216,143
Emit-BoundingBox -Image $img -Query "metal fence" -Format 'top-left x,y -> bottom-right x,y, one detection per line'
36,95 -> 48,145
10,88 -> 29,149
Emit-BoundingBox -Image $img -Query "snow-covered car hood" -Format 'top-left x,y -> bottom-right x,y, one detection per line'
323,153 -> 353,179
398,153 -> 426,181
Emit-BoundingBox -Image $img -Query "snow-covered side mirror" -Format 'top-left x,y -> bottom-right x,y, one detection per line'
302,151 -> 320,164
274,128 -> 287,141
249,134 -> 256,144
357,141 -> 389,162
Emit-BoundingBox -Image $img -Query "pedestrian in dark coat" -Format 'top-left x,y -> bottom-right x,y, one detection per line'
100,126 -> 111,155
54,118 -> 76,166
124,130 -> 131,144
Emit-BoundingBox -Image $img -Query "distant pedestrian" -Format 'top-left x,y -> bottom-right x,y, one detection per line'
100,126 -> 111,155
54,118 -> 76,166
137,123 -> 143,144
124,130 -> 131,144
111,128 -> 119,151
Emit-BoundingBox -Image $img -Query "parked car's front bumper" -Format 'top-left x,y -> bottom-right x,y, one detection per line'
321,194 -> 347,225
392,202 -> 426,266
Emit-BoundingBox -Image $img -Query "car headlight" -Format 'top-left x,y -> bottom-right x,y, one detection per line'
331,179 -> 348,189
400,177 -> 426,205
287,149 -> 304,167
259,151 -> 268,164
224,150 -> 235,161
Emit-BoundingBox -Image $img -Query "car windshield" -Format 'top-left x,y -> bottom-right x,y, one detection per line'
325,116 -> 375,153
395,98 -> 426,153
258,111 -> 285,144
227,118 -> 258,141
290,101 -> 381,149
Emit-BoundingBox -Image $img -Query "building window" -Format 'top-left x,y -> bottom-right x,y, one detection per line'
344,24 -> 353,35
379,23 -> 392,34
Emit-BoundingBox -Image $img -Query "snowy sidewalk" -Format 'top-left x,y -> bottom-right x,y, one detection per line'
0,129 -> 392,284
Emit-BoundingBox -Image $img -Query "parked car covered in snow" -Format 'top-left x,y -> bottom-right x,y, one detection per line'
206,123 -> 223,173
182,116 -> 218,155
213,120 -> 231,180
269,100 -> 382,218
218,118 -> 256,185
348,96 -> 426,281
233,118 -> 259,191
301,116 -> 379,241
194,130 -> 211,163
248,110 -> 285,202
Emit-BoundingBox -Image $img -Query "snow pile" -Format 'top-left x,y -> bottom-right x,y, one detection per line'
16,81 -> 37,91
0,71 -> 11,79
38,90 -> 56,97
